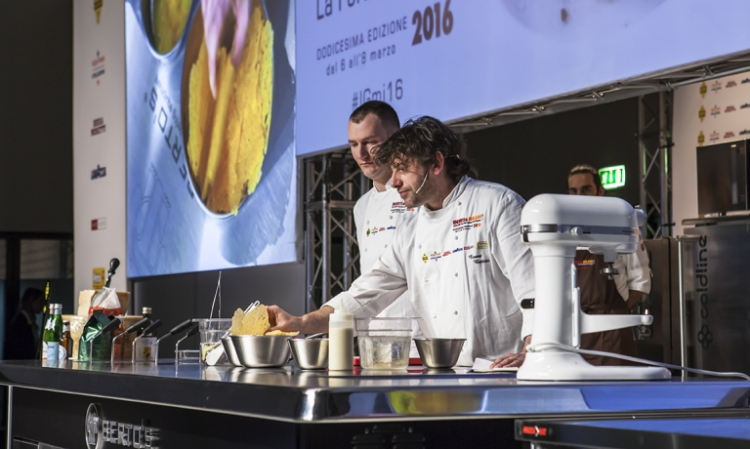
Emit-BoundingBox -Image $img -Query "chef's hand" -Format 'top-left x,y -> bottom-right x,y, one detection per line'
490,335 -> 532,369
267,305 -> 302,333
267,305 -> 335,335
490,352 -> 525,368
201,0 -> 250,97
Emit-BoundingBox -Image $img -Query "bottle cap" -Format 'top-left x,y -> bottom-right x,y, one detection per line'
329,308 -> 353,322
50,303 -> 63,313
142,307 -> 152,315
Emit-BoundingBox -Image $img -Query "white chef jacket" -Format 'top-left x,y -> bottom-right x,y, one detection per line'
614,240 -> 651,299
353,183 -> 417,320
327,176 -> 536,366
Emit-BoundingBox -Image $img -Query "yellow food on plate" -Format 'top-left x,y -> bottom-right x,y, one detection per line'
152,0 -> 192,54
186,0 -> 274,214
231,305 -> 297,336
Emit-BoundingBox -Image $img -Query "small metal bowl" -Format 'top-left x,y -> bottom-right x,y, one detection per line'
289,338 -> 329,370
414,338 -> 466,369
221,336 -> 242,367
231,335 -> 291,368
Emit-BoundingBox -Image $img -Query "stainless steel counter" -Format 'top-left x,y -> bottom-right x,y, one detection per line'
2,360 -> 750,423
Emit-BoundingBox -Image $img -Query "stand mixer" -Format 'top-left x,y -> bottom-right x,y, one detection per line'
517,194 -> 670,381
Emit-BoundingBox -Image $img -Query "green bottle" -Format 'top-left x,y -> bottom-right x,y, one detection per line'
42,303 -> 63,361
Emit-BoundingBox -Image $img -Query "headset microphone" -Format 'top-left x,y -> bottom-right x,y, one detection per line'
414,171 -> 429,195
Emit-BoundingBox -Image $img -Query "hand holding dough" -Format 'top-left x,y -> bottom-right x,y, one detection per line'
201,0 -> 250,97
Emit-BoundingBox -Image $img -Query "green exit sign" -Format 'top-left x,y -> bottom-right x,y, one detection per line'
599,165 -> 626,190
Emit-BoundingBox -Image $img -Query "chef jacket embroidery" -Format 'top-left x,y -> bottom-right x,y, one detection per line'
354,183 -> 417,273
390,201 -> 413,214
452,214 -> 483,232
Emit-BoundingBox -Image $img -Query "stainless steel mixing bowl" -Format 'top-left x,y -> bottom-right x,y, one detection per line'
231,335 -> 291,368
414,338 -> 466,369
288,338 -> 329,370
221,336 -> 243,367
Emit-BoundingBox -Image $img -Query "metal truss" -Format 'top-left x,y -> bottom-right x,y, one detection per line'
451,52 -> 750,132
304,151 -> 369,313
638,92 -> 673,239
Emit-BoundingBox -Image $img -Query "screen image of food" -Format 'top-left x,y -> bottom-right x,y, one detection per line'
126,0 -> 296,276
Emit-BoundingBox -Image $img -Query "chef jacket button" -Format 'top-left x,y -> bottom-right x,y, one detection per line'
389,216 -> 393,220
424,279 -> 429,284
433,314 -> 437,319
364,248 -> 368,252
454,273 -> 458,277
384,244 -> 388,248
367,221 -> 369,225
418,244 -> 422,249
458,202 -> 462,206
454,235 -> 458,240
453,311 -> 458,315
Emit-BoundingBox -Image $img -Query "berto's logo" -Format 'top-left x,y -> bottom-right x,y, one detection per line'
86,403 -> 103,449
84,403 -> 159,448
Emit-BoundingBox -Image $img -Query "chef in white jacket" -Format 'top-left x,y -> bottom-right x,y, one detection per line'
348,101 -> 418,326
269,116 -> 536,366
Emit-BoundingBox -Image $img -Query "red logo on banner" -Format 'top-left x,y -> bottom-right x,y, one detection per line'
91,218 -> 107,231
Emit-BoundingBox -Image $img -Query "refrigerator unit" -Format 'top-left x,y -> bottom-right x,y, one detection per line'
639,222 -> 750,377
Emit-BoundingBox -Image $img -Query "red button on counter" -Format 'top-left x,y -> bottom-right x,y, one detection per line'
521,425 -> 548,437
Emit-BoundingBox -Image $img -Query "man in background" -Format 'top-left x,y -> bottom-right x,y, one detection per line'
4,288 -> 44,360
348,101 -> 419,350
567,164 -> 651,365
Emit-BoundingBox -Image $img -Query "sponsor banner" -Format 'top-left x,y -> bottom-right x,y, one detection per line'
673,69 -> 750,235
73,0 -> 127,297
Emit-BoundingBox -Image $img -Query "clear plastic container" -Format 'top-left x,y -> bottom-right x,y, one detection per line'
356,318 -> 414,370
176,349 -> 201,364
196,318 -> 232,362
